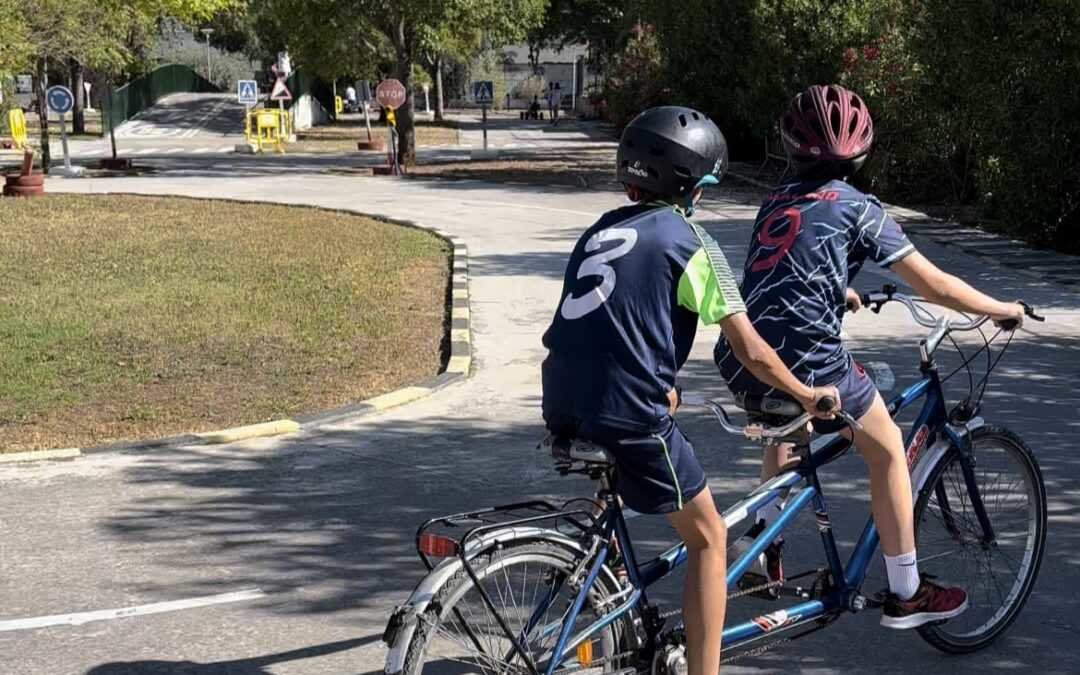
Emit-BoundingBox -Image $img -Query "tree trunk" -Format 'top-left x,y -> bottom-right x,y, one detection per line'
433,54 -> 445,122
395,50 -> 417,167
71,59 -> 85,135
35,55 -> 51,172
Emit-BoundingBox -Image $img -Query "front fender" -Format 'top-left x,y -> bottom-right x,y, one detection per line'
383,525 -> 610,675
911,417 -> 985,495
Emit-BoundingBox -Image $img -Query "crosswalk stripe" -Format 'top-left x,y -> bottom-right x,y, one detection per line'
162,148 -> 184,154
133,148 -> 158,156
193,147 -> 211,154
217,145 -> 234,153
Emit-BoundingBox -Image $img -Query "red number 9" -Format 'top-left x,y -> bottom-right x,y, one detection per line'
750,207 -> 802,272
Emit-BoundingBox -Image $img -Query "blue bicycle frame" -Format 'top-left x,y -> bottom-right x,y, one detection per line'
531,366 -> 967,675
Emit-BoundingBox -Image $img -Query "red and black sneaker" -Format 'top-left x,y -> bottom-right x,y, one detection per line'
730,521 -> 784,600
880,577 -> 968,629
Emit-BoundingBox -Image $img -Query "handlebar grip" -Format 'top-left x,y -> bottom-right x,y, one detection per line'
817,396 -> 837,413
998,318 -> 1020,332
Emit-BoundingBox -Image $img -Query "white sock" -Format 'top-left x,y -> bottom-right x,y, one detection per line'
884,551 -> 920,600
755,501 -> 785,544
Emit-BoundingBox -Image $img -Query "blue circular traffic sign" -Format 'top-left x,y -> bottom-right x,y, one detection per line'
46,85 -> 74,114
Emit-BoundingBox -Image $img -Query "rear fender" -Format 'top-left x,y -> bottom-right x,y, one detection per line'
383,526 -> 613,675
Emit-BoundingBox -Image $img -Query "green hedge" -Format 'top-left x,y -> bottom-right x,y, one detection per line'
605,0 -> 1080,253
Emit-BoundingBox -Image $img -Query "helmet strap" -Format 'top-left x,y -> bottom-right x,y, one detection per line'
681,175 -> 719,217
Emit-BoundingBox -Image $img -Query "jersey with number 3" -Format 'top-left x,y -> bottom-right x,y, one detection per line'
542,203 -> 746,433
716,178 -> 914,391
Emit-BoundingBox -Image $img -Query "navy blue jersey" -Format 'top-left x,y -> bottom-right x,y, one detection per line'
716,179 -> 914,391
543,203 -> 746,433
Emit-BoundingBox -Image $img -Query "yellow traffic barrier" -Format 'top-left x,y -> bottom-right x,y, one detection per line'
8,109 -> 28,150
335,96 -> 344,115
255,109 -> 284,153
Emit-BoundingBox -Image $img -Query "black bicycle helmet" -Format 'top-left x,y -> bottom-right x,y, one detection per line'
617,106 -> 728,198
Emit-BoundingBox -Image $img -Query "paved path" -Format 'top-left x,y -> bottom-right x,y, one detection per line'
1,172 -> 1078,674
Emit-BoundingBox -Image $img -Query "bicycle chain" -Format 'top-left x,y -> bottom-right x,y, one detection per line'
657,579 -> 785,620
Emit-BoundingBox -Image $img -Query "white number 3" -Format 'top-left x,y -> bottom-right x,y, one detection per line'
560,227 -> 638,320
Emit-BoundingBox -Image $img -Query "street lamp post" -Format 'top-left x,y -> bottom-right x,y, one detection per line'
200,28 -> 215,83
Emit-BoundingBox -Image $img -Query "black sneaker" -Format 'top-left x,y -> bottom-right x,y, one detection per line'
880,577 -> 968,629
730,521 -> 784,600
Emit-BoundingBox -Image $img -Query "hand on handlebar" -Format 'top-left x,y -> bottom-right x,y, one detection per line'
992,302 -> 1026,332
800,386 -> 841,420
845,287 -> 863,313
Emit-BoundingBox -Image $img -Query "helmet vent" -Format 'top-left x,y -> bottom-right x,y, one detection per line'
691,112 -> 700,120
673,165 -> 691,178
678,114 -> 687,127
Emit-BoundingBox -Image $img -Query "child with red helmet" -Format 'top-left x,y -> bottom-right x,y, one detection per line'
716,85 -> 1025,628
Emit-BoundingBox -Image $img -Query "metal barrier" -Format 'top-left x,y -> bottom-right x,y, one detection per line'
7,109 -> 28,149
244,107 -> 292,153
759,122 -> 792,178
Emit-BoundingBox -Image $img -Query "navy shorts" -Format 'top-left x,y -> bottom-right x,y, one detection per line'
545,414 -> 707,515
728,360 -> 879,434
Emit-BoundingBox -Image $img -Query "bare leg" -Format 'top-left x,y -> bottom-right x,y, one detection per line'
666,487 -> 728,675
849,393 -> 915,555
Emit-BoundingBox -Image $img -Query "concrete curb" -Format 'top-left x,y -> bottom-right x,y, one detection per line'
727,169 -> 1079,288
1,199 -> 472,464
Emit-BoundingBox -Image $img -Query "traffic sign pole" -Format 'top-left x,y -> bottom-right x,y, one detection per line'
482,105 -> 488,151
59,113 -> 71,171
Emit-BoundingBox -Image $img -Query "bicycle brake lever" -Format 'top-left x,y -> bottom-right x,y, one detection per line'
1019,301 -> 1045,322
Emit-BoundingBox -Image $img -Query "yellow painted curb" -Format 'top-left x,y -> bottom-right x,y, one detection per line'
446,355 -> 471,374
0,448 -> 82,464
363,386 -> 432,411
199,419 -> 300,444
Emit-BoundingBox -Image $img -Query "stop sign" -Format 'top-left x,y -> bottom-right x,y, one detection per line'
376,79 -> 407,110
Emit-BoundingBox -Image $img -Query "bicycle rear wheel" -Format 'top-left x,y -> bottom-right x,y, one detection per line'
913,425 -> 1046,653
399,540 -> 635,675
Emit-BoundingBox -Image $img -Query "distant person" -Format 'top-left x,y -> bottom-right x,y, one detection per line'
528,95 -> 541,120
345,85 -> 357,112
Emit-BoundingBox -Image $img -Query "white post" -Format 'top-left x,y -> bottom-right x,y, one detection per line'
571,57 -> 578,114
200,28 -> 215,82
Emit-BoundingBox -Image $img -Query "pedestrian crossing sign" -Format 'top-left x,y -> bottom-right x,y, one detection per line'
237,80 -> 258,105
472,81 -> 494,104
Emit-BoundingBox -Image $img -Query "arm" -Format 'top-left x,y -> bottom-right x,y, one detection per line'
719,313 -> 839,416
891,252 -> 1024,325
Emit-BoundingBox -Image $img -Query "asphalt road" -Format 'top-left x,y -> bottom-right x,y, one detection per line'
1,151 -> 1078,674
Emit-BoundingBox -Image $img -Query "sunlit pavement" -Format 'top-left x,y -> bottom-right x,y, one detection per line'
0,161 -> 1077,674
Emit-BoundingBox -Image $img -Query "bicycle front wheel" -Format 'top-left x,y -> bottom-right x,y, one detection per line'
399,540 -> 635,675
913,425 -> 1047,653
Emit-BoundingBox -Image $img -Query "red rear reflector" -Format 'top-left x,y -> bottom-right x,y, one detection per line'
419,534 -> 459,558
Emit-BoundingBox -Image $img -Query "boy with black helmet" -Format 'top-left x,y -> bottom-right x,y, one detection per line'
542,106 -> 838,675
716,85 -> 1025,630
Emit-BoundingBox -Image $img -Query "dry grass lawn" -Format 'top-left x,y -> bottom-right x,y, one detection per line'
0,195 -> 450,452
293,120 -> 459,153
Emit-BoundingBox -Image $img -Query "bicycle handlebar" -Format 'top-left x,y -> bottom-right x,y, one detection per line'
702,398 -> 862,443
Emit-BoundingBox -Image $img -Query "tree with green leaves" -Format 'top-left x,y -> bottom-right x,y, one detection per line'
254,0 -> 544,165
12,0 -> 236,170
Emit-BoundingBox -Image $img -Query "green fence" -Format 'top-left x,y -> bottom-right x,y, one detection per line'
284,70 -> 336,121
103,64 -> 220,133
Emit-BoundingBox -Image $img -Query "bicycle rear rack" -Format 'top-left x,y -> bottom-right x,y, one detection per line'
412,500 -> 606,675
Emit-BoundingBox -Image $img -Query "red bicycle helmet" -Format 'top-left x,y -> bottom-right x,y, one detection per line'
781,85 -> 874,163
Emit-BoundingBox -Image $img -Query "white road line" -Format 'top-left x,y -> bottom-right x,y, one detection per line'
133,148 -> 159,156
217,145 -> 234,153
0,588 -> 265,633
193,147 -> 212,154
162,148 -> 184,155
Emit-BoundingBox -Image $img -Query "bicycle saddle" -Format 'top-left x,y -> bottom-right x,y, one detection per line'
542,434 -> 614,467
736,393 -> 804,420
